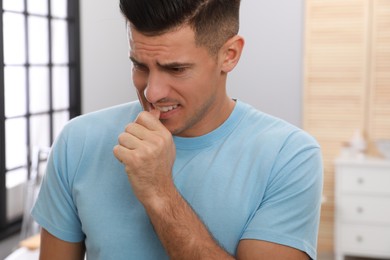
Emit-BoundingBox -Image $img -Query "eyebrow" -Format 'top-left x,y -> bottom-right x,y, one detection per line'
129,56 -> 194,69
129,56 -> 144,66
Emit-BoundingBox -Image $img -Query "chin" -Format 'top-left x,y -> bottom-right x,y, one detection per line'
160,120 -> 179,134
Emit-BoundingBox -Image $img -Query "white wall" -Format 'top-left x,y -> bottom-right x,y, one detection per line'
228,0 -> 304,126
80,0 -> 135,114
81,0 -> 304,126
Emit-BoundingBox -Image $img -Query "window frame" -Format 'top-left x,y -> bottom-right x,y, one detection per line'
0,0 -> 81,239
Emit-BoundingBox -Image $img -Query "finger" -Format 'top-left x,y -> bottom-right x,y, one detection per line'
135,110 -> 163,132
113,144 -> 128,164
125,123 -> 148,140
118,132 -> 141,150
149,109 -> 160,119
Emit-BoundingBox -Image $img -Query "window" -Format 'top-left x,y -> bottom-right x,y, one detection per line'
0,0 -> 81,238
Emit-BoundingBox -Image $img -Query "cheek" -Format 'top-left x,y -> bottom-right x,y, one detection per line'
132,70 -> 147,90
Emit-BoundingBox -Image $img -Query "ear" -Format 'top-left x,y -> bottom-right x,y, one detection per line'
220,35 -> 245,73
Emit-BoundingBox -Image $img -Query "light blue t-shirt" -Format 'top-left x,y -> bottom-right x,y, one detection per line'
32,100 -> 323,259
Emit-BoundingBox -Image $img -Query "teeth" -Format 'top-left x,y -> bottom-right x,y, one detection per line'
156,105 -> 178,112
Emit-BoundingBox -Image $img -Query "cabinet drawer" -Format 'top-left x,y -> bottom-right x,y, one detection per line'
340,224 -> 390,256
338,195 -> 390,224
338,169 -> 390,194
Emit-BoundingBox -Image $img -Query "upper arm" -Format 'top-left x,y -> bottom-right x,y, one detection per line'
40,228 -> 85,260
239,144 -> 322,258
236,239 -> 309,260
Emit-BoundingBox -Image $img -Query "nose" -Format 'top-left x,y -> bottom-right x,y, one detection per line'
144,71 -> 170,104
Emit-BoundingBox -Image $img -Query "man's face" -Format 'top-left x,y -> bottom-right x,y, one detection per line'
128,24 -> 233,137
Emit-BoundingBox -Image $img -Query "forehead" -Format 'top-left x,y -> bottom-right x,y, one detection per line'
127,23 -> 203,59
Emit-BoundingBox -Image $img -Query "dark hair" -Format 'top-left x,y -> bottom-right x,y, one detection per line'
119,0 -> 241,55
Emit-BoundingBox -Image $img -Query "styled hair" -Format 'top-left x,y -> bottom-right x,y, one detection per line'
119,0 -> 241,55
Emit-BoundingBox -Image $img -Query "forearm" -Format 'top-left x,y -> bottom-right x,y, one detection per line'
142,183 -> 234,260
115,111 -> 233,258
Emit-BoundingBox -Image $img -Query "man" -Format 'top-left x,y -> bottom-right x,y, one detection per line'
32,0 -> 323,259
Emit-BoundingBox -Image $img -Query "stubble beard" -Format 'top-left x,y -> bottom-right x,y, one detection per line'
165,94 -> 217,137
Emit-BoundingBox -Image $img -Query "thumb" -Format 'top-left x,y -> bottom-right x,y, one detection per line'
150,109 -> 161,119
134,109 -> 163,131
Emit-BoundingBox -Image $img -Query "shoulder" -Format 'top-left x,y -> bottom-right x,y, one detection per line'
51,101 -> 141,160
47,101 -> 141,181
235,100 -> 320,150
68,101 -> 141,129
60,101 -> 141,139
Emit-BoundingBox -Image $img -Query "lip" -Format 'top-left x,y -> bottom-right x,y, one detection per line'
154,104 -> 178,112
154,104 -> 181,120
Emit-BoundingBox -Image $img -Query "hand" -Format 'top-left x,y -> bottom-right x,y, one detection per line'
113,109 -> 176,203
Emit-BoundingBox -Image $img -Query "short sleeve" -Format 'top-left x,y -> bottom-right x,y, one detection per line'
241,132 -> 323,260
31,127 -> 85,243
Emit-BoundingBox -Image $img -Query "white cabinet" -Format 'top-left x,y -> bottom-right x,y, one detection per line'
335,157 -> 390,260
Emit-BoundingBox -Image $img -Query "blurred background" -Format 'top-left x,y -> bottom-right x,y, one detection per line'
0,0 -> 389,259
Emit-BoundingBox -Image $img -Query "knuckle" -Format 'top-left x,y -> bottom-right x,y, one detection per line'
135,111 -> 147,122
155,135 -> 166,147
143,145 -> 155,156
113,145 -> 120,156
117,133 -> 127,144
125,123 -> 135,133
130,151 -> 146,165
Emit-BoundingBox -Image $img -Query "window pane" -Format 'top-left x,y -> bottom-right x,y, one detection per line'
29,67 -> 50,113
6,168 -> 28,221
3,12 -> 26,65
51,19 -> 69,64
28,16 -> 49,64
30,115 -> 50,151
4,66 -> 27,117
3,0 -> 24,12
6,118 -> 27,170
6,169 -> 28,189
53,67 -> 69,110
54,111 -> 69,139
27,0 -> 48,16
51,0 -> 67,18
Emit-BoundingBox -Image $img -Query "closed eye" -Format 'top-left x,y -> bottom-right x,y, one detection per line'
132,62 -> 149,73
168,67 -> 187,74
130,57 -> 149,73
159,62 -> 193,76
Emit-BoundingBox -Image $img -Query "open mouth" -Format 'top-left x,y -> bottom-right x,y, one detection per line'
154,104 -> 179,113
